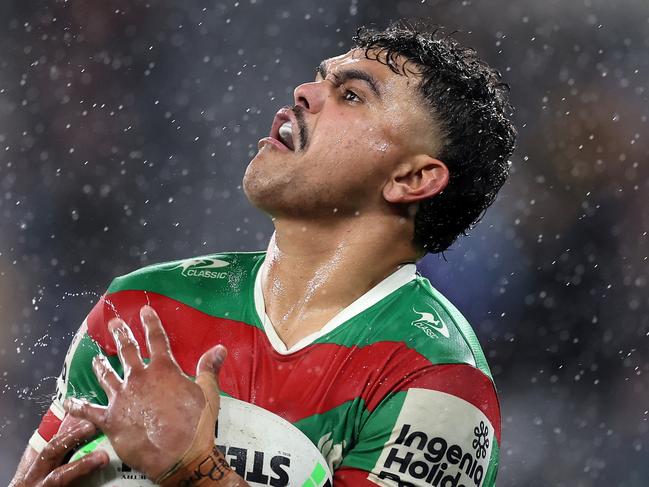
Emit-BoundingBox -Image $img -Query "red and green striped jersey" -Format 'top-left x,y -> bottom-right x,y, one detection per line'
31,251 -> 501,487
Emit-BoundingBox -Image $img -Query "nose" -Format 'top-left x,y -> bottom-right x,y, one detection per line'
293,81 -> 327,113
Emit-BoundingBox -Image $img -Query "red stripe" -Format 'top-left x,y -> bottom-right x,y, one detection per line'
37,408 -> 63,442
334,467 -> 378,486
86,290 -> 256,374
87,290 -> 500,442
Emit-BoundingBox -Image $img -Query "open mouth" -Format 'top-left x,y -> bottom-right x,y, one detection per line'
267,107 -> 297,152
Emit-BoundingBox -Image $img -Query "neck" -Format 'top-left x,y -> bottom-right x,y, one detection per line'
260,213 -> 418,347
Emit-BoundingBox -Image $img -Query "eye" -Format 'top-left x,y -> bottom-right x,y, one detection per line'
343,89 -> 361,103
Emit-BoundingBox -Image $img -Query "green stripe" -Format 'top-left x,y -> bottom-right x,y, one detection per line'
293,398 -> 366,464
340,391 -> 407,472
311,281 -> 480,371
483,435 -> 500,487
66,333 -> 136,405
421,278 -> 493,380
310,463 -> 327,484
301,462 -> 328,487
66,334 -> 109,405
106,252 -> 266,330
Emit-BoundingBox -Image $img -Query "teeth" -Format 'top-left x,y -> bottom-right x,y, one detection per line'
278,121 -> 294,150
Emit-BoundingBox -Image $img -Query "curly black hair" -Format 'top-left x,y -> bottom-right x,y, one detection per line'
353,22 -> 517,255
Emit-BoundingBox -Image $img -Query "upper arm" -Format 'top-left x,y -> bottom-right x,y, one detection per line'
333,364 -> 501,487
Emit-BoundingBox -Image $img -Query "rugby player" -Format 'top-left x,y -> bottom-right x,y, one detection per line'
10,23 -> 516,487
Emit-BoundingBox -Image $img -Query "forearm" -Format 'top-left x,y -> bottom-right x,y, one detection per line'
9,445 -> 38,486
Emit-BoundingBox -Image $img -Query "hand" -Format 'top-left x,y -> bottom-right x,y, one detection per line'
10,416 -> 108,487
63,305 -> 227,481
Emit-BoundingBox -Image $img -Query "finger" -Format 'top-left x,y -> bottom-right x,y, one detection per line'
195,345 -> 227,411
30,421 -> 97,474
92,354 -> 121,399
58,415 -> 95,436
64,397 -> 108,431
43,450 -> 109,487
140,305 -> 175,363
109,318 -> 144,376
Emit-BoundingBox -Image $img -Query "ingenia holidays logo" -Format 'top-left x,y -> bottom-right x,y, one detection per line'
376,422 -> 489,487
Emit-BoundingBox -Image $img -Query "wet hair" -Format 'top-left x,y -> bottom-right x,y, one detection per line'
353,22 -> 517,255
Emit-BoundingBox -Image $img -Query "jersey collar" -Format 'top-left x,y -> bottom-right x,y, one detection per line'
253,258 -> 417,355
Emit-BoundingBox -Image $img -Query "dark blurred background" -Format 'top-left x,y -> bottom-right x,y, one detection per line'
1,0 -> 648,485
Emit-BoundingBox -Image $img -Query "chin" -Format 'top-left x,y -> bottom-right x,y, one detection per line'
243,163 -> 287,212
242,164 -> 264,207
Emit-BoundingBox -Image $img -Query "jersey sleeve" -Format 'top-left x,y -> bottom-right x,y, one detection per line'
333,364 -> 501,487
29,293 -> 119,452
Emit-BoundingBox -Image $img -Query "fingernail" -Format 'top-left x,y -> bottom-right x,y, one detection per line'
140,305 -> 154,319
214,345 -> 227,366
63,397 -> 75,411
108,318 -> 122,332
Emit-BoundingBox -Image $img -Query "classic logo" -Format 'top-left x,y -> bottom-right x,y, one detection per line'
411,308 -> 450,339
376,422 -> 489,487
167,257 -> 230,279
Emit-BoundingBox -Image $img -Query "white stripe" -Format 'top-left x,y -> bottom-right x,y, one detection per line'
29,430 -> 48,453
254,260 -> 417,355
50,401 -> 66,420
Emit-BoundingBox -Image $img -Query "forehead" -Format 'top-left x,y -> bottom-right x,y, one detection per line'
322,48 -> 420,91
324,49 -> 371,69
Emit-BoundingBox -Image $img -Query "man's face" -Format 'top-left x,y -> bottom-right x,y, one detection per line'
243,48 -> 439,219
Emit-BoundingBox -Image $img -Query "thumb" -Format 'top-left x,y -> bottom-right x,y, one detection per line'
195,345 -> 227,411
196,344 -> 227,379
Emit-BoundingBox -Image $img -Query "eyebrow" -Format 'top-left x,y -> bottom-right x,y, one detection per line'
316,61 -> 382,99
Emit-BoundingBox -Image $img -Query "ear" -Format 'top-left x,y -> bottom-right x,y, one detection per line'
383,154 -> 449,204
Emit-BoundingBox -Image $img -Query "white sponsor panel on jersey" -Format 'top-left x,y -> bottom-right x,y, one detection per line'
369,389 -> 493,487
69,396 -> 332,487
